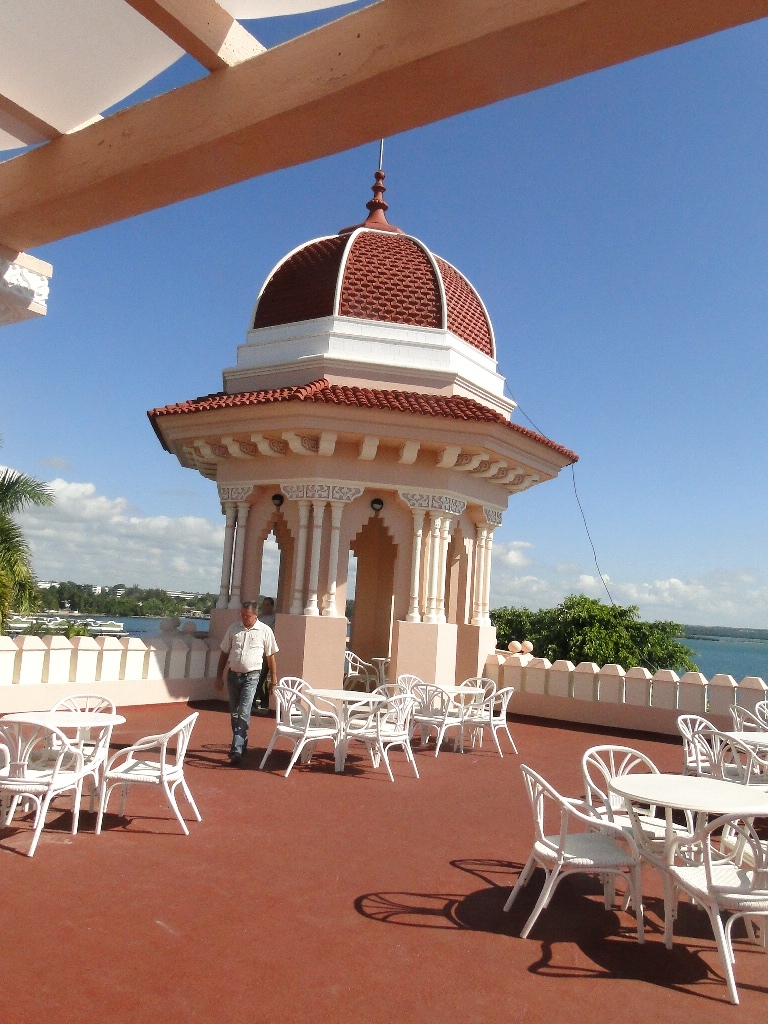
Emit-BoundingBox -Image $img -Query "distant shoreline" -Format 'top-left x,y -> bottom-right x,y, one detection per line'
681,624 -> 768,642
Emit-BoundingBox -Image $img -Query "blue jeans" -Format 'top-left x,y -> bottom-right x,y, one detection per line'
226,669 -> 259,756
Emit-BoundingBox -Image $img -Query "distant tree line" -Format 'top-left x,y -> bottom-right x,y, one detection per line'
491,595 -> 698,674
37,582 -> 217,618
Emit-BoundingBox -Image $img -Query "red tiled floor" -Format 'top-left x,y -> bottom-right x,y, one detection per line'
2,703 -> 764,1022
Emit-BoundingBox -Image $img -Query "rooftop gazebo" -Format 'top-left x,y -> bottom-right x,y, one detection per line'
149,174 -> 577,687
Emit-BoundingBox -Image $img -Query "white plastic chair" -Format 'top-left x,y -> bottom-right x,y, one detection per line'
345,694 -> 420,781
677,714 -> 722,776
343,651 -> 378,692
729,704 -> 766,732
664,812 -> 768,1004
96,712 -> 201,836
582,745 -> 662,831
755,700 -> 768,727
462,686 -> 517,756
396,674 -> 423,693
48,693 -> 118,807
714,734 -> 768,787
259,685 -> 341,776
409,683 -> 465,756
504,764 -> 645,942
0,720 -> 109,857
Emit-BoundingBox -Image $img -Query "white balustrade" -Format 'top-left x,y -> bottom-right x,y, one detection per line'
678,672 -> 708,714
708,673 -> 738,717
650,669 -> 679,710
15,635 -> 46,685
597,664 -> 625,704
525,657 -> 551,695
624,666 -> 652,706
548,660 -> 574,698
737,675 -> 768,713
121,637 -> 148,680
42,635 -> 73,684
95,636 -> 123,682
573,662 -> 599,702
0,636 -> 17,685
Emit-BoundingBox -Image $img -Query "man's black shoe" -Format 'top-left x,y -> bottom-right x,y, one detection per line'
228,753 -> 243,767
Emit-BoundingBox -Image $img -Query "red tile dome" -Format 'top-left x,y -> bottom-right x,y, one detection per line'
253,175 -> 495,357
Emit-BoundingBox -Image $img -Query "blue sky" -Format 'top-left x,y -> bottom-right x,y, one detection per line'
3,9 -> 768,626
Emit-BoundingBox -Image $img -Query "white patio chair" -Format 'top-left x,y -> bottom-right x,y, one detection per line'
343,651 -> 377,692
345,693 -> 420,781
409,682 -> 464,756
677,714 -> 725,777
729,704 -> 766,732
664,812 -> 768,1004
755,700 -> 768,727
48,693 -> 118,808
0,720 -> 109,857
503,764 -> 645,942
396,674 -> 423,693
259,685 -> 341,777
95,712 -> 201,836
462,685 -> 517,756
714,734 -> 768,787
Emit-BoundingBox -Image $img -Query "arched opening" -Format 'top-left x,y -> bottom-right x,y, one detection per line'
348,514 -> 397,662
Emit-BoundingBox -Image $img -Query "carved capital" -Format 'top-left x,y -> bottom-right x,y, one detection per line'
398,491 -> 467,515
281,483 -> 363,503
217,483 -> 254,502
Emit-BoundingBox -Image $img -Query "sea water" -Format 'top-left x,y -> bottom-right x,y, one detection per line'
682,636 -> 768,682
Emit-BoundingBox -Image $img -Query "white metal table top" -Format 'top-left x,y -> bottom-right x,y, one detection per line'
609,773 -> 768,815
308,689 -> 386,704
723,731 -> 768,748
1,711 -> 126,728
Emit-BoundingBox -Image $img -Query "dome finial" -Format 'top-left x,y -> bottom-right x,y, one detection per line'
339,166 -> 403,235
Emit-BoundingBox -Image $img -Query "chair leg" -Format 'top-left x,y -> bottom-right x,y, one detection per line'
631,865 -> 645,943
163,780 -> 190,836
180,778 -> 202,821
490,724 -> 504,758
404,738 -> 420,779
27,793 -> 54,858
95,779 -> 111,835
379,744 -> 395,782
520,868 -> 563,939
285,739 -> 306,777
503,723 -> 518,754
710,907 -> 740,1005
71,780 -> 83,835
503,851 -> 536,912
259,730 -> 279,770
662,875 -> 676,950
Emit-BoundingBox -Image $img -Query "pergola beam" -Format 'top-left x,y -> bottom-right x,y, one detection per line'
124,0 -> 265,71
0,91 -> 60,147
0,0 -> 766,253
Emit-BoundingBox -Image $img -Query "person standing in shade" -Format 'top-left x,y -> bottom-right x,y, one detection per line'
253,596 -> 276,714
215,600 -> 278,766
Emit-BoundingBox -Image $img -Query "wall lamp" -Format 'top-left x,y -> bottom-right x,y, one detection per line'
370,497 -> 384,512
271,493 -> 284,508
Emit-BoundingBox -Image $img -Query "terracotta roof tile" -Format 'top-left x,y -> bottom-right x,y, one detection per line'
434,257 -> 494,357
148,379 -> 578,462
254,236 -> 346,329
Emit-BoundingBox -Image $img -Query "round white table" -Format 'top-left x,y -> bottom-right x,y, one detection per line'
724,730 -> 768,749
307,690 -> 386,772
1,711 -> 125,728
609,773 -> 768,815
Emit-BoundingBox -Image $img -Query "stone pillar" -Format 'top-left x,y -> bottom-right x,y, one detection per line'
481,525 -> 495,626
227,501 -> 250,609
435,515 -> 452,624
304,499 -> 327,616
289,499 -> 311,615
423,512 -> 443,624
216,501 -> 237,609
471,524 -> 488,626
406,509 -> 426,623
322,501 -> 344,616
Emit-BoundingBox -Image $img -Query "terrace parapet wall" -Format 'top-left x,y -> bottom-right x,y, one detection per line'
484,651 -> 768,736
0,635 -> 219,713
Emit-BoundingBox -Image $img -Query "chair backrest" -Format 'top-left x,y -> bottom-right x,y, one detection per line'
582,745 -> 659,817
51,693 -> 116,714
677,714 -> 718,774
729,704 -> 765,731
410,683 -> 450,715
491,686 -> 515,717
0,722 -> 84,782
755,700 -> 768,728
396,674 -> 423,693
278,676 -> 310,693
273,685 -> 339,732
379,693 -> 417,734
459,676 -> 496,699
163,712 -> 199,770
519,764 -> 582,857
715,734 -> 768,785
372,683 -> 401,699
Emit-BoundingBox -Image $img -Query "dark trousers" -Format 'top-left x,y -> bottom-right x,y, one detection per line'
254,657 -> 271,710
226,669 -> 259,756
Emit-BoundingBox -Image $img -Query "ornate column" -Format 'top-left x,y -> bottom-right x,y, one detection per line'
423,511 -> 443,624
471,524 -> 489,626
304,499 -> 327,616
435,515 -> 453,624
406,509 -> 426,622
216,501 -> 237,609
289,499 -> 311,615
322,501 -> 345,616
481,525 -> 496,626
227,501 -> 251,609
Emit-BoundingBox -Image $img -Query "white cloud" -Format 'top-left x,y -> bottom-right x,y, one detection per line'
38,456 -> 73,471
493,540 -> 533,568
17,479 -> 224,591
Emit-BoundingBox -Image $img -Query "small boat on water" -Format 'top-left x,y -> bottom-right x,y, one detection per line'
3,615 -> 126,638
83,619 -> 127,637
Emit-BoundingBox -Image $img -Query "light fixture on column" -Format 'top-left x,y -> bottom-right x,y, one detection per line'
271,493 -> 284,507
370,497 -> 384,512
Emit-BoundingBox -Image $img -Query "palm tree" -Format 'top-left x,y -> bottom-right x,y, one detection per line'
0,440 -> 53,629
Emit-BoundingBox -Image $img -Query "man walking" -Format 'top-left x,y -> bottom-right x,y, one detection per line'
253,596 -> 276,714
215,600 -> 278,766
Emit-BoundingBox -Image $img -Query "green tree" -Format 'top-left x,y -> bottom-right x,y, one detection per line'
0,442 -> 53,630
490,595 -> 698,674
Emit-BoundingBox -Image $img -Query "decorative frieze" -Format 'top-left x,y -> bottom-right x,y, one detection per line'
453,452 -> 488,472
281,483 -> 364,502
399,491 -> 467,515
482,507 -> 503,526
252,433 -> 287,457
217,483 -> 254,502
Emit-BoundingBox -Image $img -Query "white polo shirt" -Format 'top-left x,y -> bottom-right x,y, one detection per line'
220,620 -> 278,674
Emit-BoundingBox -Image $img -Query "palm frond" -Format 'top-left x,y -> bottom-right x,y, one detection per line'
0,468 -> 53,515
